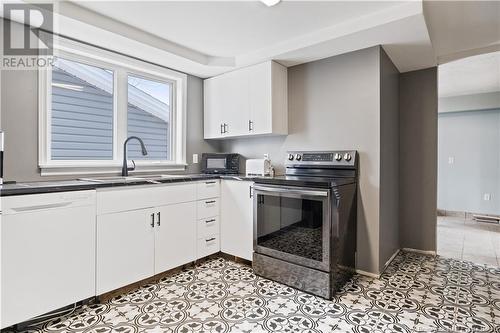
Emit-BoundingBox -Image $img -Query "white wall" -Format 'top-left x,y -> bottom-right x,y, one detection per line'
439,92 -> 500,113
438,109 -> 500,215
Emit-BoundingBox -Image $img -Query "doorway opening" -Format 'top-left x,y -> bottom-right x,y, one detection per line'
437,52 -> 500,267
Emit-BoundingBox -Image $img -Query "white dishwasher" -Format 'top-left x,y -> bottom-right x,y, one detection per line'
1,190 -> 96,329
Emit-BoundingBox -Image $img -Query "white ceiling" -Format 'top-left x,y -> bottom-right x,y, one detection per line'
439,51 -> 500,98
423,0 -> 500,65
32,0 -> 499,78
60,0 -> 436,77
73,1 -> 402,58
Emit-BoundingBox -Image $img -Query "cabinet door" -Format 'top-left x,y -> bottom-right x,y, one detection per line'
223,69 -> 250,137
249,62 -> 272,135
204,77 -> 225,139
220,180 -> 254,260
155,202 -> 197,274
97,209 -> 155,295
1,206 -> 96,329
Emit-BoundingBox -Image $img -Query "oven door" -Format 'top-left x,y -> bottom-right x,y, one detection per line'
253,184 -> 331,272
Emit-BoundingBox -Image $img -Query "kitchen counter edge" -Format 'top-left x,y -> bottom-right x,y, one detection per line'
0,174 -> 266,197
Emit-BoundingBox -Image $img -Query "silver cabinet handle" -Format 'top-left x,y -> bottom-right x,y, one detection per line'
150,213 -> 155,228
223,123 -> 228,133
157,212 -> 161,226
205,219 -> 216,224
205,200 -> 216,204
249,120 -> 254,131
220,123 -> 224,134
206,237 -> 216,242
205,181 -> 217,185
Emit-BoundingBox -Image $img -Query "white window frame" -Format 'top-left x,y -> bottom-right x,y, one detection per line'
39,37 -> 187,176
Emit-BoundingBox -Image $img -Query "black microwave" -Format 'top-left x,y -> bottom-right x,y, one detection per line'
201,153 -> 242,174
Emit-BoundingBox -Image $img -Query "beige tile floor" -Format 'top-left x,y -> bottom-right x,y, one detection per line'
437,216 -> 500,266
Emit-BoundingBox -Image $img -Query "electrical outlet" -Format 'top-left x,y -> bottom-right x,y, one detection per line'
448,156 -> 455,164
192,154 -> 198,164
484,193 -> 491,201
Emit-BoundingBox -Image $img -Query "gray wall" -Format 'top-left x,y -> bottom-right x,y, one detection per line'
399,67 -> 438,252
438,109 -> 500,215
379,49 -> 400,270
221,46 -> 385,274
184,76 -> 221,174
0,19 -> 219,181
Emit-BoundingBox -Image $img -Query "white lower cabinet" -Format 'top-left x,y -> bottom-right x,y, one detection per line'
96,209 -> 155,295
197,216 -> 219,238
220,180 -> 254,261
197,234 -> 220,258
1,191 -> 96,329
155,202 -> 197,273
197,198 -> 219,219
97,182 -> 217,295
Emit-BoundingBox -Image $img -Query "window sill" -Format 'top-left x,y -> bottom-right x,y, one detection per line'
39,163 -> 187,177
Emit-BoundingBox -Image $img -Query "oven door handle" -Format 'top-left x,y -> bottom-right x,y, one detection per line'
253,185 -> 329,197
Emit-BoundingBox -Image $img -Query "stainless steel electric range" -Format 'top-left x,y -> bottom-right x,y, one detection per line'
252,150 -> 358,299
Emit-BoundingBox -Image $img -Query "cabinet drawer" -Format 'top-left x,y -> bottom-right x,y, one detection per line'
197,180 -> 220,200
197,198 -> 219,219
197,234 -> 220,259
97,183 -> 196,215
197,216 -> 219,238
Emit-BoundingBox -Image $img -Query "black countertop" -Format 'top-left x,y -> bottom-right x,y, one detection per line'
0,174 -> 269,197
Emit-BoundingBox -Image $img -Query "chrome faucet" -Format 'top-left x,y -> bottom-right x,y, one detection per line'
122,136 -> 148,176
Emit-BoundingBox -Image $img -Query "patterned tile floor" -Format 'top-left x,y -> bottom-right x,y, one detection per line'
8,251 -> 500,333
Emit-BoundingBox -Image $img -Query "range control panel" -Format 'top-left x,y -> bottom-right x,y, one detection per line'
285,150 -> 357,168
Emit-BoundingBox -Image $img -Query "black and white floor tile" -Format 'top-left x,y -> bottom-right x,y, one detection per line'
8,251 -> 500,333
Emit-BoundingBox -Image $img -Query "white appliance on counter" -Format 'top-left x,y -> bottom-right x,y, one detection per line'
1,190 -> 96,329
246,158 -> 272,176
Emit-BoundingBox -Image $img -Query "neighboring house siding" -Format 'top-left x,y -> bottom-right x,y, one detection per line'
51,67 -> 114,160
51,67 -> 168,160
127,104 -> 169,160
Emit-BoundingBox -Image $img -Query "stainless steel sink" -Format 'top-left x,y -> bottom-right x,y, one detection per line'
160,174 -> 187,179
79,176 -> 146,183
79,174 -> 187,184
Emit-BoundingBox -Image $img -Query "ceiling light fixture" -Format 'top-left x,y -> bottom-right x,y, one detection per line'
260,0 -> 281,7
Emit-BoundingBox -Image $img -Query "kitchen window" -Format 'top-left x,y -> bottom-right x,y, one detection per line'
127,75 -> 172,161
39,37 -> 187,175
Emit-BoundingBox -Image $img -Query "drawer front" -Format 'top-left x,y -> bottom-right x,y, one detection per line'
97,183 -> 196,215
197,234 -> 220,259
197,180 -> 220,200
197,198 -> 219,219
197,216 -> 220,238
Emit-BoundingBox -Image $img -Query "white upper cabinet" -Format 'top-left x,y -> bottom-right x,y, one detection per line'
204,61 -> 288,139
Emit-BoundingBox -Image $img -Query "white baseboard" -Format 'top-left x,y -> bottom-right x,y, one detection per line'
402,248 -> 436,256
355,269 -> 380,279
355,249 -> 400,279
354,248 -> 436,279
382,249 -> 401,271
